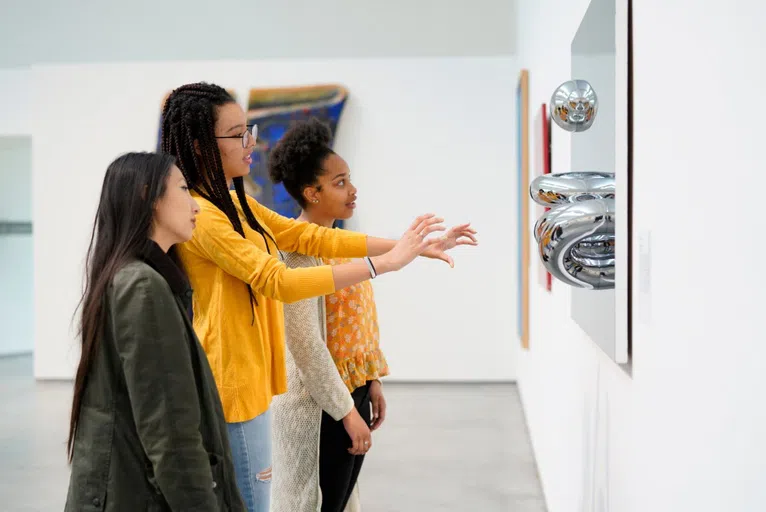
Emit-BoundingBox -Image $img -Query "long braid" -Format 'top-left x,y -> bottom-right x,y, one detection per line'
233,177 -> 277,251
160,82 -> 278,319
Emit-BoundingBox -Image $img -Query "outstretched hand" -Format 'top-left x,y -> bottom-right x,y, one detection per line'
375,214 -> 446,273
421,223 -> 478,267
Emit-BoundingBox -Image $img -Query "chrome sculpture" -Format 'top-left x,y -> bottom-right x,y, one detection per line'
530,172 -> 615,290
550,80 -> 598,132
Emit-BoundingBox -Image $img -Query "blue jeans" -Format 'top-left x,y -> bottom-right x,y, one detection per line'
227,409 -> 272,512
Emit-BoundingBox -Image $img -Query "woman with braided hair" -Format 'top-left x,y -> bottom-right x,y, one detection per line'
160,82 -> 477,512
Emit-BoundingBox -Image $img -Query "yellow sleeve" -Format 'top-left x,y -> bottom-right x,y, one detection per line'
190,204 -> 336,303
244,195 -> 368,258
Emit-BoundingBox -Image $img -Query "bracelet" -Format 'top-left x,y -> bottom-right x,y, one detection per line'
363,256 -> 377,279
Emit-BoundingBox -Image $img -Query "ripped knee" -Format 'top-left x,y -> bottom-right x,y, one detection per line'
255,466 -> 272,483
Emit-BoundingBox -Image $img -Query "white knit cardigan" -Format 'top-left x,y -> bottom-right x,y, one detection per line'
272,251 -> 362,512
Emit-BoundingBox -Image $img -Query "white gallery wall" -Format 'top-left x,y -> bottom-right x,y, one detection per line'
0,137 -> 33,356
4,56 -> 519,381
0,71 -> 35,357
516,0 -> 766,511
0,70 -> 32,136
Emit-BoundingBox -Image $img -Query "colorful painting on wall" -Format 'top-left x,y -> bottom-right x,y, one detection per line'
245,85 -> 349,222
517,70 -> 530,350
156,84 -> 349,224
534,103 -> 553,293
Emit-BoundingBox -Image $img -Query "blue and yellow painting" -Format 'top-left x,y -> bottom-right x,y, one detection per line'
244,84 -> 349,223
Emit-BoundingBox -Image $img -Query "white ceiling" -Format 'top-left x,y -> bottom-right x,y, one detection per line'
0,0 -> 517,68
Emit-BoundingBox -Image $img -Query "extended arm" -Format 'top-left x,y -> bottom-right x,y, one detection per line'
365,236 -> 398,257
246,195 -> 478,264
192,206 -> 449,302
366,223 -> 479,266
245,194 -> 368,259
192,206 -> 341,303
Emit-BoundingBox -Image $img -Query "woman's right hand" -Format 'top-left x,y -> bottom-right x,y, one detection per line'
371,214 -> 446,274
342,407 -> 372,455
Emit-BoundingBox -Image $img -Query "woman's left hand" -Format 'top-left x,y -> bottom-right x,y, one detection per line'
369,380 -> 387,431
421,223 -> 478,267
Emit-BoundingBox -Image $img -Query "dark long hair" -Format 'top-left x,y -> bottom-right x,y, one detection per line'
160,82 -> 275,314
66,152 -> 176,462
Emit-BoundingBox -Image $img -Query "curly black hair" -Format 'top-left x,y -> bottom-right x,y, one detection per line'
268,118 -> 335,209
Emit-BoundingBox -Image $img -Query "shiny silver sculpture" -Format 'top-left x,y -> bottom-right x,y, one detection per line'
530,172 -> 615,289
550,80 -> 598,132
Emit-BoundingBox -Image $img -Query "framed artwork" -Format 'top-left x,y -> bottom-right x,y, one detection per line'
516,69 -> 530,350
567,0 -> 632,366
244,85 -> 349,222
534,103 -> 553,293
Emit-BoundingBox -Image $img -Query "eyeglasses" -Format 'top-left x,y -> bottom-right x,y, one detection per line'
215,124 -> 258,148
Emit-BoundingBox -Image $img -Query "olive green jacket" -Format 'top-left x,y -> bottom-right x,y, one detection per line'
65,243 -> 245,511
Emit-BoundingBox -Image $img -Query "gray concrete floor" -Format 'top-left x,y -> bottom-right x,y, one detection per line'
0,354 -> 546,511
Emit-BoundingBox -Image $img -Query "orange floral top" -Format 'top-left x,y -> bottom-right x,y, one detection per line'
323,257 -> 389,392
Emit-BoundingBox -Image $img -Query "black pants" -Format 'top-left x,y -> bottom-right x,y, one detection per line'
319,381 -> 372,512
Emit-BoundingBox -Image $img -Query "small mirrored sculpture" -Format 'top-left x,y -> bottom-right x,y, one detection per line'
530,172 -> 615,290
550,80 -> 598,132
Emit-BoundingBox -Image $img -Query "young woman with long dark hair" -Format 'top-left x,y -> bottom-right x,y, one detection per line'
65,152 -> 245,511
160,82 -> 477,512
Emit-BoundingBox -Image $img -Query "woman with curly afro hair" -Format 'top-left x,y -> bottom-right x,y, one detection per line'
268,118 -> 477,512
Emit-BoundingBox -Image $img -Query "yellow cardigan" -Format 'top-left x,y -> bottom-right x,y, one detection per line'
177,192 -> 368,423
